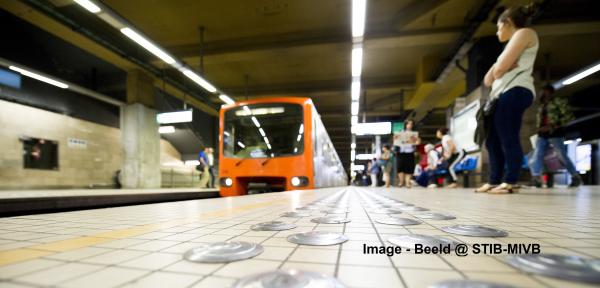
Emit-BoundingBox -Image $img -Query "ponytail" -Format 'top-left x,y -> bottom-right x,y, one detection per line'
498,2 -> 539,28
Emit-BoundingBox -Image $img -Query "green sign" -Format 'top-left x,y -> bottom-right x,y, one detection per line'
392,122 -> 404,134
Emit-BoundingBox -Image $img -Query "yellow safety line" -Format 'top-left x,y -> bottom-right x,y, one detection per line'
0,195 -> 302,266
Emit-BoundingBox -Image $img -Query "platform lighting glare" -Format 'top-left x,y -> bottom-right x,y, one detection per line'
224,131 -> 230,136
263,137 -> 270,145
251,116 -> 261,128
352,0 -> 367,38
351,115 -> 358,125
158,126 -> 175,134
156,110 -> 192,124
562,63 -> 600,85
298,124 -> 304,134
120,28 -> 176,65
351,47 -> 363,77
74,0 -> 101,13
297,134 -> 302,142
268,144 -> 272,150
237,141 -> 246,148
9,66 -> 69,89
351,80 -> 361,100
179,68 -> 217,93
351,149 -> 356,161
294,147 -> 298,153
351,101 -> 359,115
351,143 -> 356,149
259,128 -> 266,137
219,94 -> 235,105
184,160 -> 200,166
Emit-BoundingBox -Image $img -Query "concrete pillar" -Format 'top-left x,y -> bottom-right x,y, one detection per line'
121,70 -> 161,188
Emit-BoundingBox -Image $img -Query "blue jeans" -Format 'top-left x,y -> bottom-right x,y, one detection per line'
486,87 -> 533,184
529,136 -> 578,176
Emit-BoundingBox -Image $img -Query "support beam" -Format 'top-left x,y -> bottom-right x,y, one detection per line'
393,0 -> 450,30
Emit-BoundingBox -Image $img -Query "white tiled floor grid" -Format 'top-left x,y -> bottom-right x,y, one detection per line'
0,186 -> 598,288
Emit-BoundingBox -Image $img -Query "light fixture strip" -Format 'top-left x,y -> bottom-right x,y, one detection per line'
9,66 -> 69,89
120,28 -> 176,65
352,0 -> 367,38
74,0 -> 102,13
351,47 -> 363,77
561,63 -> 600,86
219,94 -> 235,105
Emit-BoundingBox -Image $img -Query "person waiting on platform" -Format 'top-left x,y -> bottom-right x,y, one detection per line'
528,85 -> 582,188
476,3 -> 540,194
416,144 -> 441,188
395,119 -> 420,188
369,158 -> 381,187
380,145 -> 393,188
207,147 -> 216,188
198,147 -> 211,188
437,128 -> 465,188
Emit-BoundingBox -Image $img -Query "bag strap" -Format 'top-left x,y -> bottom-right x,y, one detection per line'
492,70 -> 527,98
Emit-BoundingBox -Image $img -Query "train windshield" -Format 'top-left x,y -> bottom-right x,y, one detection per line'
223,103 -> 304,158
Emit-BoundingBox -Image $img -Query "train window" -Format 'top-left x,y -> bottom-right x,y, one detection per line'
223,103 -> 304,158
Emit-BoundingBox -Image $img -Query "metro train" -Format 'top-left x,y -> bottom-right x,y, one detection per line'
218,97 -> 347,196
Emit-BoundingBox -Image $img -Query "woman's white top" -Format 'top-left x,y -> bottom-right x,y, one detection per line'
491,40 -> 538,99
441,134 -> 454,155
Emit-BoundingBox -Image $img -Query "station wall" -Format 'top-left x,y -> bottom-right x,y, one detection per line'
0,100 -> 195,189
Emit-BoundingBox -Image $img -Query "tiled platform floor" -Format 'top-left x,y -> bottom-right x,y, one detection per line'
0,186 -> 598,288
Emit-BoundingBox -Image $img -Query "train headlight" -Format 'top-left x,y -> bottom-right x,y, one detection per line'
291,176 -> 309,187
220,177 -> 233,187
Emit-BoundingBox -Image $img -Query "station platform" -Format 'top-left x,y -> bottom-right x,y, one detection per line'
0,188 -> 219,217
0,186 -> 598,288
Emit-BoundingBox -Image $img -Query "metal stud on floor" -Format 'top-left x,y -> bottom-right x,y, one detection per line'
321,209 -> 350,214
375,217 -> 422,226
251,221 -> 297,231
311,216 -> 351,224
415,212 -> 456,220
506,254 -> 600,284
388,234 -> 462,249
287,231 -> 349,246
430,280 -> 517,288
232,269 -> 346,288
399,206 -> 429,212
441,225 -> 508,237
183,241 -> 263,263
280,212 -> 310,218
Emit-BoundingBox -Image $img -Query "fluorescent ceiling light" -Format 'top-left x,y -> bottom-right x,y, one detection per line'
298,124 -> 304,134
179,68 -> 217,93
351,115 -> 358,125
267,144 -> 272,150
351,164 -> 365,171
74,0 -> 101,13
156,110 -> 192,124
237,141 -> 246,148
219,94 -> 235,105
223,131 -> 230,136
352,0 -> 367,38
184,160 -> 200,166
243,106 -> 251,113
561,63 -> 600,86
297,134 -> 302,142
251,116 -> 261,128
120,28 -> 176,65
9,66 -> 68,89
351,101 -> 359,115
351,149 -> 356,161
351,80 -> 361,100
350,143 -> 356,149
259,128 -> 266,137
158,126 -> 175,134
352,122 -> 391,135
356,153 -> 375,160
351,47 -> 363,77
263,137 -> 270,144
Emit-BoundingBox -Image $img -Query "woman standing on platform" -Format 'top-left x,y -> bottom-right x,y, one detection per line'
396,119 -> 419,188
476,4 -> 539,194
381,145 -> 393,188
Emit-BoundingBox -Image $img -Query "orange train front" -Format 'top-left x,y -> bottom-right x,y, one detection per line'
218,97 -> 347,197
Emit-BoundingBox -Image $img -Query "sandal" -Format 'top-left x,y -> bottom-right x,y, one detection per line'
475,183 -> 496,193
488,183 -> 519,194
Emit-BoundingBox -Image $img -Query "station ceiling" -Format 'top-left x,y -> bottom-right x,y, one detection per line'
3,0 -> 599,169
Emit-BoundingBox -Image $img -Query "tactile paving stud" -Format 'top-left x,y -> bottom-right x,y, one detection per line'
232,269 -> 346,288
251,221 -> 297,231
287,231 -> 349,246
184,241 -> 263,263
430,280 -> 517,288
321,209 -> 350,214
388,234 -> 462,249
441,225 -> 508,237
369,208 -> 403,214
376,217 -> 422,226
281,212 -> 310,218
311,216 -> 351,224
399,206 -> 429,212
296,206 -> 319,210
415,212 -> 456,220
506,254 -> 600,284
